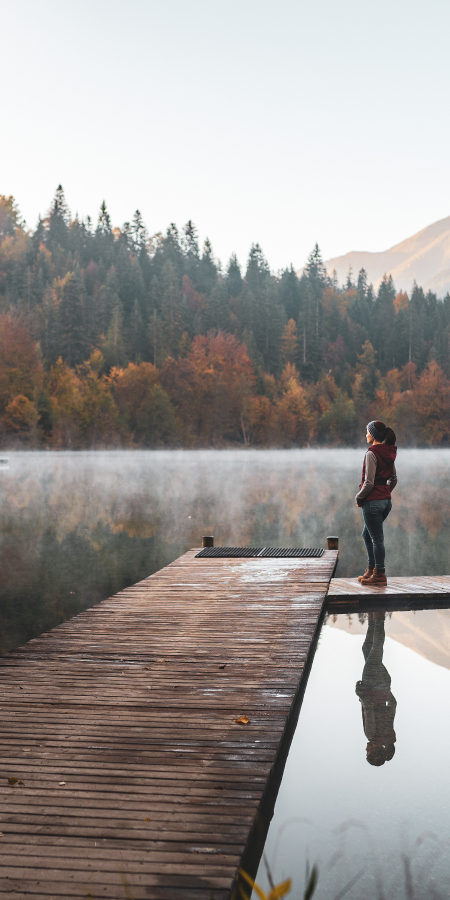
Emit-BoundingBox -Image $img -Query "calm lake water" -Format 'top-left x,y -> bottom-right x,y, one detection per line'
1,449 -> 450,897
254,609 -> 450,900
1,448 -> 449,654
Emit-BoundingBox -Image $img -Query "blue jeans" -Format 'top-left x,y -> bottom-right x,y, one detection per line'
362,498 -> 392,571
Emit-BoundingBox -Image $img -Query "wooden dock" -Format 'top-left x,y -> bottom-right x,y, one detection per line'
0,549 -> 337,900
327,576 -> 450,613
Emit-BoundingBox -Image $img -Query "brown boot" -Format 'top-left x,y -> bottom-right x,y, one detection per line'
361,568 -> 387,586
358,566 -> 374,583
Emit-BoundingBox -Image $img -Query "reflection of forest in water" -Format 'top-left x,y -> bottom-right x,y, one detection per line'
1,448 -> 450,653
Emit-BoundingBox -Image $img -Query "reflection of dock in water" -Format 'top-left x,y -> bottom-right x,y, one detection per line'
327,576 -> 450,613
327,577 -> 450,671
0,547 -> 337,899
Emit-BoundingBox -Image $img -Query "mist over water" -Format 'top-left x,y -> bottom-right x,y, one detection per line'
1,448 -> 449,653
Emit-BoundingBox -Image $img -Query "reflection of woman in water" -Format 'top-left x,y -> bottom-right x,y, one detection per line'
355,420 -> 398,586
355,610 -> 396,766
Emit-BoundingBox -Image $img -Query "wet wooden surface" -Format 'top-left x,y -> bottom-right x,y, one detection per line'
327,576 -> 450,614
0,549 -> 337,900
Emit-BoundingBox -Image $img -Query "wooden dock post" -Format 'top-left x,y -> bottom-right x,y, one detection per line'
202,534 -> 214,547
327,535 -> 339,550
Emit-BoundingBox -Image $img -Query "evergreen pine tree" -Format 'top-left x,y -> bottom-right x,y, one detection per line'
94,201 -> 115,269
373,274 -> 396,373
226,254 -> 243,297
67,215 -> 94,267
101,298 -> 126,370
131,210 -> 148,256
95,266 -> 121,337
47,185 -> 70,251
161,224 -> 184,278
238,284 -> 257,338
300,245 -> 327,381
114,243 -> 145,323
161,259 -> 182,355
279,266 -> 302,321
245,244 -> 270,292
121,221 -> 133,250
424,291 -> 440,352
148,308 -> 163,367
355,340 -> 378,402
129,297 -> 145,362
40,286 -> 61,365
205,278 -> 229,332
345,267 -> 355,291
97,201 -> 112,234
349,268 -> 373,334
432,294 -> 450,375
298,280 -> 322,381
32,216 -> 46,254
197,239 -> 217,294
59,266 -> 89,366
182,220 -> 200,283
304,243 -> 327,286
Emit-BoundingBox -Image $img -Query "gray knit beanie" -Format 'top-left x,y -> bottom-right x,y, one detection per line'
367,421 -> 387,442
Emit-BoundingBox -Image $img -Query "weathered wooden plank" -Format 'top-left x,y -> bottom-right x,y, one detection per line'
0,548 -> 337,898
328,576 -> 450,597
326,576 -> 450,614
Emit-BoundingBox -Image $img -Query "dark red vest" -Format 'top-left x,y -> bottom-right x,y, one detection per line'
360,444 -> 397,500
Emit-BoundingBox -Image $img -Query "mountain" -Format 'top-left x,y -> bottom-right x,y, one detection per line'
324,215 -> 450,297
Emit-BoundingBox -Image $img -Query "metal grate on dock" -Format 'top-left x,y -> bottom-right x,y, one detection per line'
195,546 -> 325,558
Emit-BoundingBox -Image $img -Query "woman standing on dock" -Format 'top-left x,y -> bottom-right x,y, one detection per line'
356,420 -> 397,586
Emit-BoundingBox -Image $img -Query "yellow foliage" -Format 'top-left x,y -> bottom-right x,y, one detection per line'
237,868 -> 291,900
0,314 -> 43,414
322,284 -> 354,318
412,360 -> 450,443
308,374 -> 339,417
248,395 -> 278,445
394,291 -> 409,313
2,394 -> 39,438
276,373 -> 313,445
280,362 -> 299,387
281,319 -> 298,365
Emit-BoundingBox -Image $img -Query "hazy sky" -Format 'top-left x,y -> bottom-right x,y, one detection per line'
2,0 -> 449,272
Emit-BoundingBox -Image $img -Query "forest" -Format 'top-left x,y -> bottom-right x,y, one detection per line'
1,186 -> 450,448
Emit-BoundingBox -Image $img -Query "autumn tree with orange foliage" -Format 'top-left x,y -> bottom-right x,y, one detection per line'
412,361 -> 450,444
276,364 -> 313,445
113,361 -> 178,445
78,351 -> 121,446
162,331 -> 255,445
281,319 -> 298,366
2,395 -> 39,443
45,357 -> 83,447
0,315 -> 42,413
0,315 -> 42,444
